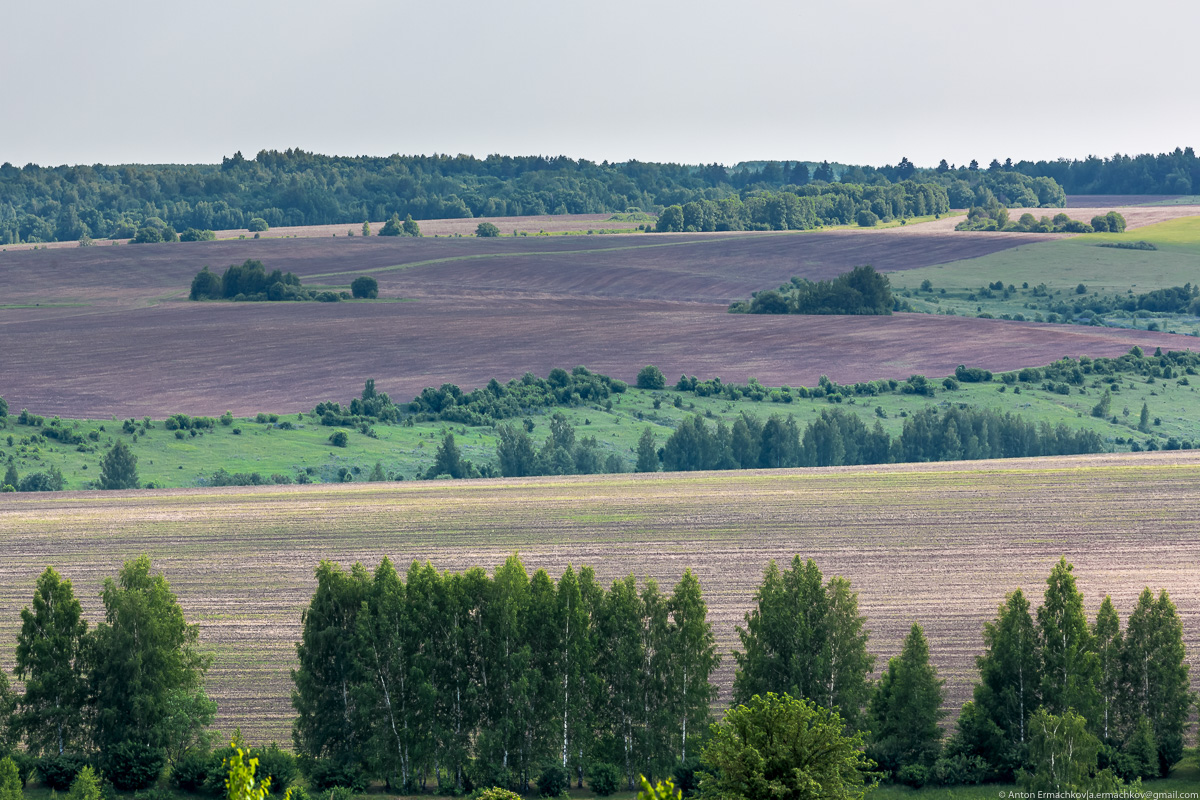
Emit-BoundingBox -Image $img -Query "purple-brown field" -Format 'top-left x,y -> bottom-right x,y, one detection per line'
2,207 -> 1198,417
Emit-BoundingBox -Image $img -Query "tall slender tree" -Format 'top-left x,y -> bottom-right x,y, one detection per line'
868,623 -> 945,777
1119,588 -> 1195,774
291,561 -> 370,768
975,589 -> 1041,753
1092,596 -> 1121,743
666,569 -> 719,765
1037,558 -> 1099,723
14,567 -> 90,756
824,575 -> 874,731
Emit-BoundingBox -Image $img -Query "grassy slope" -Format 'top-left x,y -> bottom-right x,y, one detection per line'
890,216 -> 1200,332
5,355 -> 1200,490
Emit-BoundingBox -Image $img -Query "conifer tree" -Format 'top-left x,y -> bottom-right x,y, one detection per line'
98,440 -> 139,489
1119,588 -> 1194,774
636,428 -> 659,473
974,589 -> 1040,756
1037,558 -> 1099,723
15,567 -> 90,756
868,623 -> 945,778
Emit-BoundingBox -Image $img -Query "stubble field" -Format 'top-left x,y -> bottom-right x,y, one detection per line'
1,450 -> 1197,745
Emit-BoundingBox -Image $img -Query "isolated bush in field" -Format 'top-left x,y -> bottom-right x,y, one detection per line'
637,364 -> 666,390
402,214 -> 421,236
350,276 -> 378,299
475,222 -> 501,237
379,214 -> 403,236
328,431 -> 349,448
99,440 -> 139,489
247,218 -> 269,232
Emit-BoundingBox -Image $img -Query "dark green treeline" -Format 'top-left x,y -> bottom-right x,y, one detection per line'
291,556 -> 719,795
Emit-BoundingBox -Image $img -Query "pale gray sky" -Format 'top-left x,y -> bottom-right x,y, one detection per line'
4,0 -> 1196,168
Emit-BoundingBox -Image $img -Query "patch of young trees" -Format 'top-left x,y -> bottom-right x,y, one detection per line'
378,213 -> 421,237
291,556 -> 719,795
405,367 -> 627,426
641,405 -> 1103,473
729,265 -> 894,315
957,205 -> 1126,234
189,260 -> 356,302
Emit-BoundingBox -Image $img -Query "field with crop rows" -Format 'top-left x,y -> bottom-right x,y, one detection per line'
1,450 -> 1198,745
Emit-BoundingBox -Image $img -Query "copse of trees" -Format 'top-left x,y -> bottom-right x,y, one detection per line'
378,213 -> 421,237
291,556 -> 719,795
1009,147 -> 1200,195
404,367 -> 627,426
8,559 -> 213,791
189,260 -> 345,302
729,266 -> 894,316
655,182 -> 950,233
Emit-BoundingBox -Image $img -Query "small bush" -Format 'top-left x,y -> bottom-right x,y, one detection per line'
471,789 -> 522,800
101,741 -> 165,791
169,750 -> 211,792
637,364 -> 666,390
304,760 -> 365,792
475,222 -> 501,237
328,431 -> 349,448
67,765 -> 102,800
536,764 -> 568,797
254,746 -> 297,794
588,763 -> 620,797
39,754 -> 90,791
247,218 -> 269,232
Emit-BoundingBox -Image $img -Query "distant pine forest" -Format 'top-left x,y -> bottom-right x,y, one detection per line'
1,146 -> 1195,244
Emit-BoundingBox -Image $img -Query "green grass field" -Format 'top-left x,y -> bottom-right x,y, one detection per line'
890,216 -> 1200,332
6,354 -> 1200,491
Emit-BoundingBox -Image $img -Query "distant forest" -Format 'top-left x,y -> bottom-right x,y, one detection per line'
1,147 -> 1194,245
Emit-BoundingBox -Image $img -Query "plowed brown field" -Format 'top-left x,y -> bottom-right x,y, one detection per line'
1,451 -> 1197,743
4,211 -> 1199,418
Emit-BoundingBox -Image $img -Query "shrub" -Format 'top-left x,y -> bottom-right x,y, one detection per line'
472,790 -> 521,800
898,763 -> 929,788
536,765 -> 568,797
856,209 -> 879,227
39,754 -> 90,791
169,750 -> 211,792
588,763 -> 620,796
253,746 -> 297,794
101,741 -> 165,791
67,765 -> 102,800
350,276 -> 378,299
247,218 -> 269,232
637,364 -> 666,390
671,762 -> 700,796
328,431 -> 349,448
179,229 -> 216,242
475,222 -> 501,237
304,760 -> 365,792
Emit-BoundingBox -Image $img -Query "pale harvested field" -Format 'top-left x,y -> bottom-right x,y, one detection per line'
1,450 -> 1198,744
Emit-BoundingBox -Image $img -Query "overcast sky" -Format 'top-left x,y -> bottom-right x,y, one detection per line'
3,0 -> 1196,169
